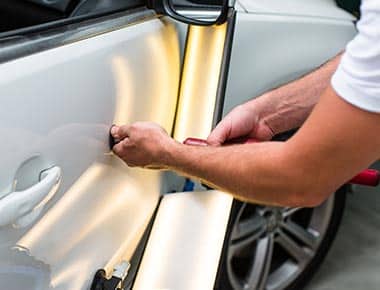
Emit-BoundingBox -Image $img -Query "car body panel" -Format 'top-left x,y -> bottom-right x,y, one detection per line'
237,0 -> 355,20
0,1 -> 359,289
0,16 -> 180,290
173,23 -> 229,141
133,190 -> 233,290
224,11 -> 356,114
135,5 -> 357,289
135,19 -> 234,289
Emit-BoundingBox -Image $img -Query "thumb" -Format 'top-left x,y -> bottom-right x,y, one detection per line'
251,121 -> 274,141
207,122 -> 231,146
111,125 -> 131,140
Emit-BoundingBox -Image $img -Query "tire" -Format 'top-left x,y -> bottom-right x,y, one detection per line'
215,187 -> 347,290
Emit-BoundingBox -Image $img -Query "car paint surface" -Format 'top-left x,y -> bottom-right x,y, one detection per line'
0,1 -> 359,289
133,190 -> 233,290
225,8 -> 357,114
0,17 -> 180,290
136,4 -> 357,288
237,0 -> 355,20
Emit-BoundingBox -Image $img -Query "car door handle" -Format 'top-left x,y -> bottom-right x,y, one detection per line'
0,166 -> 61,227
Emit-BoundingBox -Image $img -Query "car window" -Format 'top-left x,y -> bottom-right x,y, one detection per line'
0,0 -> 144,35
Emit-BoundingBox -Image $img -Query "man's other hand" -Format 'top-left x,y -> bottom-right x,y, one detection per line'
111,122 -> 175,169
207,103 -> 274,146
207,54 -> 342,147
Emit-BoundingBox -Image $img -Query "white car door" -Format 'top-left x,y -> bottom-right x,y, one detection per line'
0,2 -> 181,290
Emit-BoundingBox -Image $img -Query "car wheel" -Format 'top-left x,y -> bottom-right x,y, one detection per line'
216,186 -> 346,290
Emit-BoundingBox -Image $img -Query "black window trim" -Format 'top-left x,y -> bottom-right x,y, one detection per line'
0,8 -> 158,64
0,0 -> 147,39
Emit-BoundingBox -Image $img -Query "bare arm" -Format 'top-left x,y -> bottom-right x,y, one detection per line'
207,53 -> 342,144
112,84 -> 380,207
251,53 -> 342,135
165,86 -> 380,207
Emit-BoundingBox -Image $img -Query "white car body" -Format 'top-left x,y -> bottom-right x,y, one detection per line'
0,0 -> 356,289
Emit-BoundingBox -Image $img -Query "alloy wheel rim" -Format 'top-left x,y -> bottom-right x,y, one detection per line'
226,195 -> 335,290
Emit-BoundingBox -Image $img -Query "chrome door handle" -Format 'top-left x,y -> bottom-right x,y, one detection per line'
0,166 -> 61,227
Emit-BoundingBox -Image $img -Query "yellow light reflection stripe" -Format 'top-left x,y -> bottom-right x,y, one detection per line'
174,23 -> 227,141
133,191 -> 233,290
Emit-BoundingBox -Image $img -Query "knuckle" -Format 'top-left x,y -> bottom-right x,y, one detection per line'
113,146 -> 122,156
119,126 -> 130,137
122,139 -> 132,148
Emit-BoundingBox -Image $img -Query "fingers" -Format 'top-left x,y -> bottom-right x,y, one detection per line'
111,121 -> 173,169
251,120 -> 275,141
110,125 -> 119,138
112,138 -> 123,156
112,137 -> 130,155
208,104 -> 264,145
207,120 -> 231,146
111,125 -> 131,140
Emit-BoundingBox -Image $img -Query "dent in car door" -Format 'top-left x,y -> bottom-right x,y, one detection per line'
0,12 -> 180,290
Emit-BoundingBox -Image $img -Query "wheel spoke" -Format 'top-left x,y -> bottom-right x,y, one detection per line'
226,197 -> 338,290
280,220 -> 319,250
276,230 -> 314,263
232,214 -> 266,242
245,234 -> 274,290
229,226 -> 266,257
282,207 -> 302,218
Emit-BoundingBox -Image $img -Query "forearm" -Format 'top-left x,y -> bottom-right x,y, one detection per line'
167,141 -> 311,207
249,53 -> 342,135
166,85 -> 380,208
113,84 -> 380,207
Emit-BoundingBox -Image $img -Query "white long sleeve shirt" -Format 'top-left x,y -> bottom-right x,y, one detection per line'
331,0 -> 380,113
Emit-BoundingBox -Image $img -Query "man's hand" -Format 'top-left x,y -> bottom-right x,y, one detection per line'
111,122 -> 176,169
208,54 -> 342,146
207,103 -> 274,146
